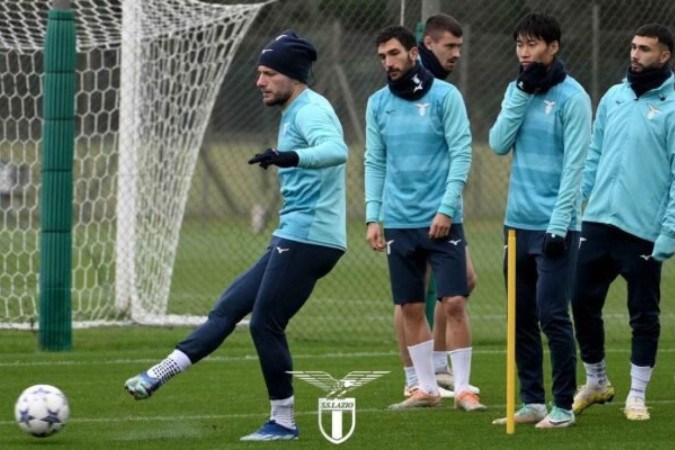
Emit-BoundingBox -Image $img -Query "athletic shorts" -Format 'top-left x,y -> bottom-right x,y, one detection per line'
384,225 -> 468,305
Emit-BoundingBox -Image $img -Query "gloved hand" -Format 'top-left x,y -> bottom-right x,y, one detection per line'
652,233 -> 675,262
248,148 -> 299,169
516,62 -> 548,94
543,233 -> 567,258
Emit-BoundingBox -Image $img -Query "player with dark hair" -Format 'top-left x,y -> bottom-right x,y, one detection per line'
366,25 -> 484,411
395,13 -> 480,401
419,13 -> 464,79
489,12 -> 592,428
572,23 -> 675,422
124,29 -> 348,442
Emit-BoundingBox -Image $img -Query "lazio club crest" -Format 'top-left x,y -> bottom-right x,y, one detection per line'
319,397 -> 356,444
288,370 -> 389,444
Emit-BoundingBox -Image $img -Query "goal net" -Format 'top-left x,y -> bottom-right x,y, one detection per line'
0,0 -> 267,329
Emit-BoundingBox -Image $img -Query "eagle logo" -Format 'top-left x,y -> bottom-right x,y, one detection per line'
288,371 -> 389,398
544,100 -> 555,115
415,102 -> 430,117
647,104 -> 660,120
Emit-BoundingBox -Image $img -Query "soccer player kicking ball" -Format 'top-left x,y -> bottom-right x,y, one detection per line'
124,30 -> 349,442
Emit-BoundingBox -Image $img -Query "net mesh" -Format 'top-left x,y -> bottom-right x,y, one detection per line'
0,0 -> 267,328
2,0 -> 674,346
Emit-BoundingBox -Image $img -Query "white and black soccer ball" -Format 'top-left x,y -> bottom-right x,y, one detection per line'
14,384 -> 70,437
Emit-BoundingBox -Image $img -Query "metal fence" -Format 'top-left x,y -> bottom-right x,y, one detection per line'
2,0 -> 674,344
181,0 -> 675,344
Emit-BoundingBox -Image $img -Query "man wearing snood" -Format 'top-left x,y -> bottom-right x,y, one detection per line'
572,23 -> 675,422
365,25 -> 482,411
489,12 -> 592,428
388,14 -> 482,402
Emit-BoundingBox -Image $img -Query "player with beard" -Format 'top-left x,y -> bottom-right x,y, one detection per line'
365,25 -> 485,411
572,23 -> 675,422
395,14 -> 481,401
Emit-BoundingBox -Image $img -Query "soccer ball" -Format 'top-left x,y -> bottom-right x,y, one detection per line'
14,384 -> 70,437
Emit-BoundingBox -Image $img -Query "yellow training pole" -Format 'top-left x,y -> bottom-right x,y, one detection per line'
506,229 -> 517,434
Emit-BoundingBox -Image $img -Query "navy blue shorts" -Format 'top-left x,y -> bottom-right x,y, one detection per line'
384,225 -> 468,305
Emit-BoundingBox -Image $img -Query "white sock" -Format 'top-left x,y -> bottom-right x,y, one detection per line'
270,396 -> 296,429
583,360 -> 608,387
628,364 -> 652,400
449,347 -> 472,394
525,403 -> 547,414
404,366 -> 418,388
433,351 -> 449,374
147,349 -> 191,383
408,340 -> 438,395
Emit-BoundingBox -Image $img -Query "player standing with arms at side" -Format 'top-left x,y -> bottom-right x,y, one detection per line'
124,29 -> 348,442
365,25 -> 485,411
395,13 -> 480,400
489,12 -> 592,428
572,23 -> 675,422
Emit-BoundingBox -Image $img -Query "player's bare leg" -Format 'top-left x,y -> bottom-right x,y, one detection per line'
435,247 -> 479,394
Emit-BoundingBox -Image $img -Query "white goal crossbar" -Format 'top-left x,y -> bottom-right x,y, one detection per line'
0,0 -> 269,328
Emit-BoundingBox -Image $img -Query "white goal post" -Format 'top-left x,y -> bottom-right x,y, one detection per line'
0,0 -> 269,328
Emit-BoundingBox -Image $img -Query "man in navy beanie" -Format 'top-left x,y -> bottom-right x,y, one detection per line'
257,29 -> 317,85
124,29 -> 349,442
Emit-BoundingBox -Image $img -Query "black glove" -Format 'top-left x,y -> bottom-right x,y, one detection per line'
248,148 -> 299,169
543,233 -> 567,258
516,62 -> 548,94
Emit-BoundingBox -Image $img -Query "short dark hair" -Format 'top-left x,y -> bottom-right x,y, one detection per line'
512,12 -> 562,47
375,25 -> 417,50
635,23 -> 674,53
424,14 -> 463,40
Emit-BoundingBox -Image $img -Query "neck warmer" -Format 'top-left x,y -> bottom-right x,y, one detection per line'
387,61 -> 434,101
418,42 -> 450,79
627,64 -> 672,97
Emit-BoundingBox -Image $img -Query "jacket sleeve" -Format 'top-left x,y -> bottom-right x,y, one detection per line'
582,94 -> 608,202
364,96 -> 386,223
654,114 -> 675,253
294,104 -> 348,168
438,88 -> 472,218
489,83 -> 532,155
547,92 -> 593,236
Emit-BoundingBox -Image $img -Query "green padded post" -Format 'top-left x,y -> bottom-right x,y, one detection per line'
39,0 -> 76,351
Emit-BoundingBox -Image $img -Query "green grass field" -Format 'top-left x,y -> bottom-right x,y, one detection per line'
169,217 -> 675,345
1,327 -> 673,449
2,139 -> 675,447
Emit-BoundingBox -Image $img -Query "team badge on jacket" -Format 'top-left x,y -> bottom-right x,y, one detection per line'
647,104 -> 660,120
544,100 -> 556,115
415,102 -> 430,116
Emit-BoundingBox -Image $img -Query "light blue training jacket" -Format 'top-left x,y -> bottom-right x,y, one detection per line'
582,73 -> 675,243
364,79 -> 472,228
273,88 -> 348,251
489,75 -> 592,237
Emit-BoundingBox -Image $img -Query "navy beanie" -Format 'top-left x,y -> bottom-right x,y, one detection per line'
258,30 -> 317,83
